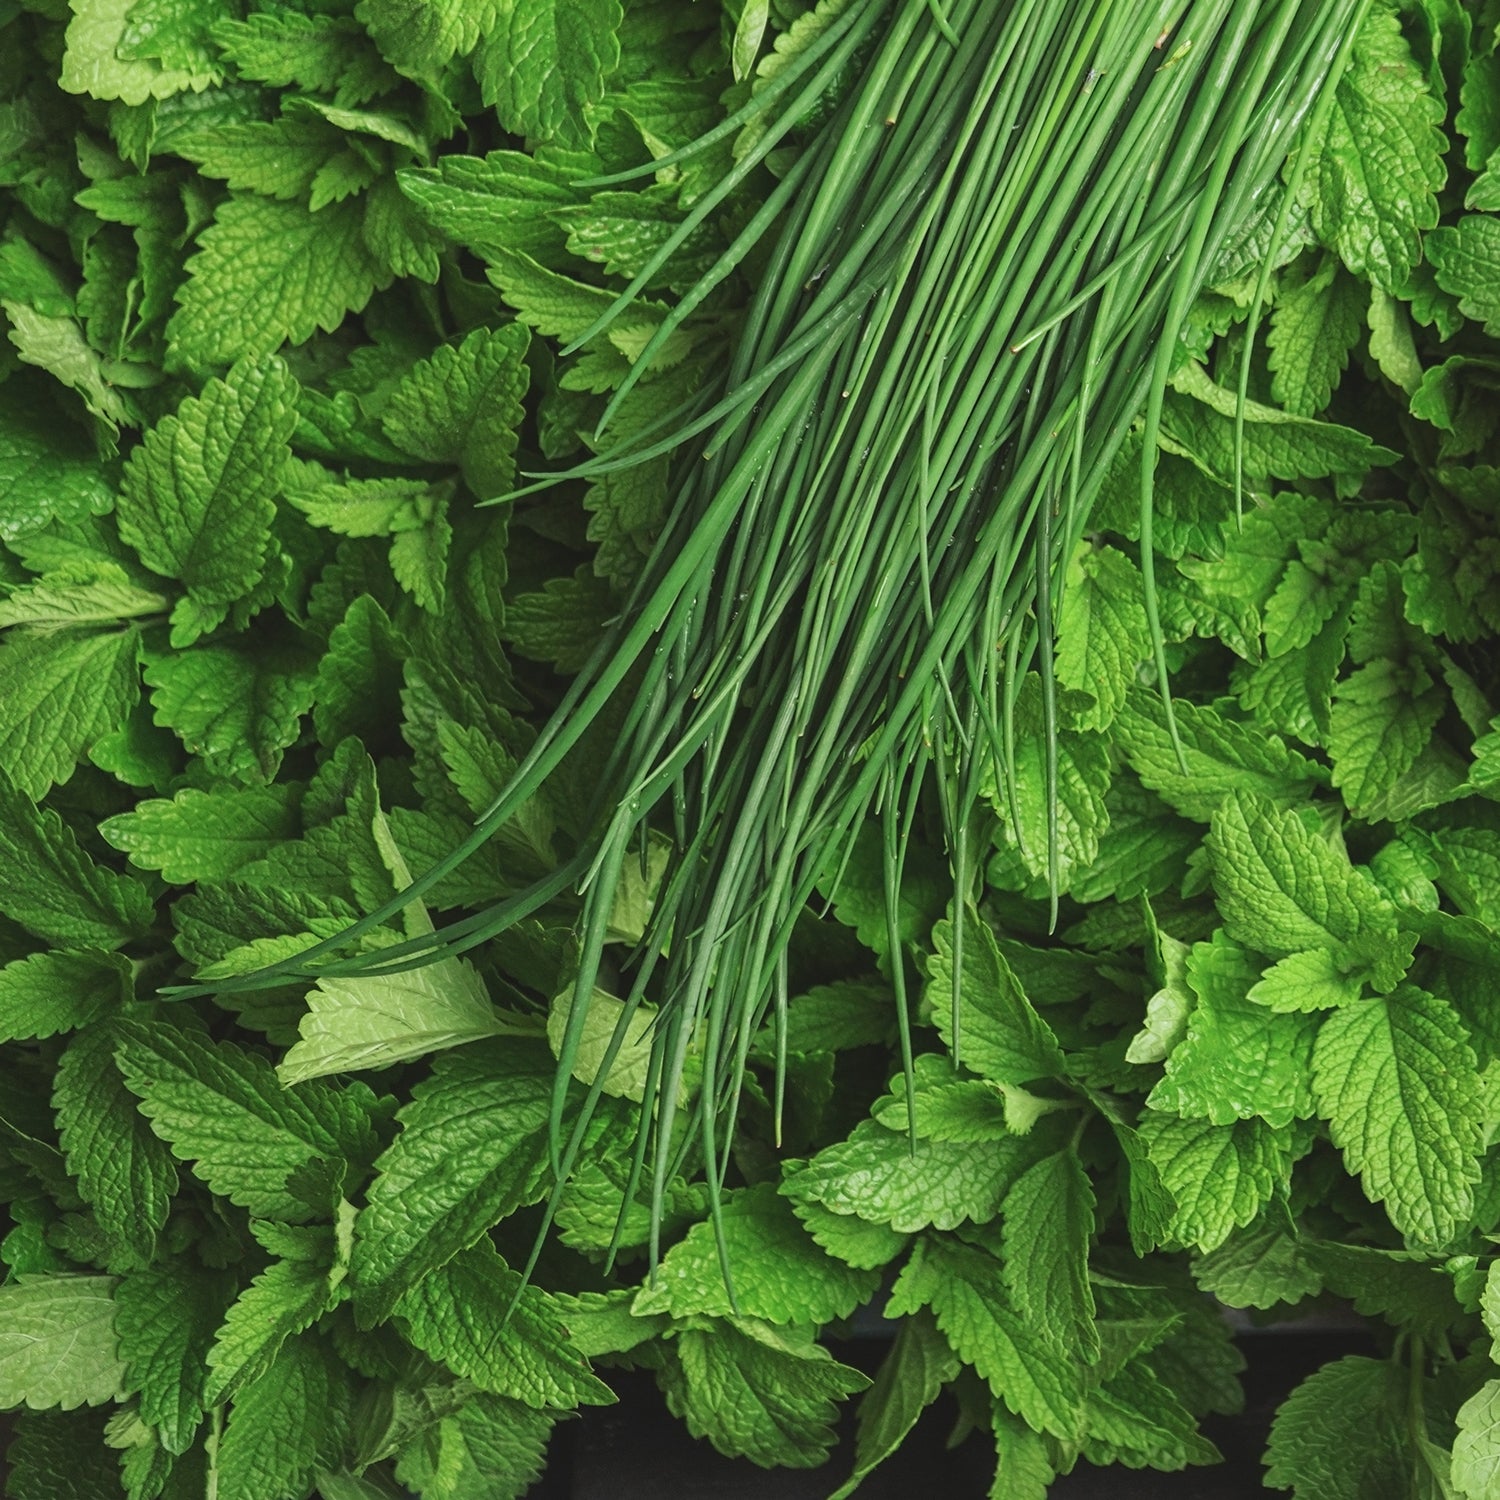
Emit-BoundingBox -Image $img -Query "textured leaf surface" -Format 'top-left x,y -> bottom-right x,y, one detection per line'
1055,544 -> 1149,732
1312,986 -> 1482,1244
0,630 -> 141,798
168,195 -> 385,366
99,784 -> 300,883
395,1240 -> 612,1408
203,1258 -> 334,1406
54,1022 -> 178,1260
1264,1356 -> 1408,1498
926,915 -> 1065,1085
114,1021 -> 378,1221
0,950 -> 125,1043
0,771 -> 154,949
350,1039 -> 554,1323
0,1276 -> 127,1410
113,1267 -> 228,1453
784,1117 -> 1037,1234
1000,1150 -> 1097,1361
1454,1380 -> 1500,1500
633,1182 -> 880,1324
116,357 -> 297,611
658,1319 -> 869,1469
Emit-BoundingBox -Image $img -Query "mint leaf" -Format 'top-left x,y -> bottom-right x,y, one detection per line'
473,0 -> 624,144
61,0 -> 214,104
145,642 -> 316,784
1000,1149 -> 1097,1363
1297,2 -> 1446,291
2,303 -> 132,437
1428,214 -> 1500,335
1116,693 -> 1325,822
785,1194 -> 910,1271
1264,1355 -> 1408,1498
1137,1112 -> 1294,1254
279,957 -> 513,1084
657,1318 -> 869,1469
99,784 -> 300,884
1267,256 -> 1366,416
1206,790 -> 1405,988
168,195 -> 386,368
0,629 -> 141,797
0,950 -> 126,1043
349,1039 -> 553,1324
355,0 -> 504,75
0,1275 -> 128,1409
0,385 -> 112,543
113,1266 -> 228,1454
632,1182 -> 880,1324
1312,985 -> 1482,1245
1454,1381 -> 1500,1500
394,1239 -> 612,1408
381,325 -> 531,498
392,1392 -> 556,1500
209,12 -> 399,106
54,1022 -> 178,1261
0,771 -> 153,949
926,913 -> 1065,1085
1054,543 -> 1149,733
887,1235 -> 1082,1440
1148,931 -> 1317,1127
1192,1216 -> 1322,1310
784,1116 -> 1039,1234
216,1335 -> 345,1500
203,1259 -> 336,1406
114,1020 -> 378,1222
115,356 -> 297,623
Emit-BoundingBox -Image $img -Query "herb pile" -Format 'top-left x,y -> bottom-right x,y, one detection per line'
2,1 -> 1500,1497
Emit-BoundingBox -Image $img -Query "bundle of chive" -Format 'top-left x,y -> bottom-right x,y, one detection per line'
211,0 -> 1367,1271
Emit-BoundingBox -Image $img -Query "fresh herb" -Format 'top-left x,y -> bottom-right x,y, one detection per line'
1,0 -> 1500,1497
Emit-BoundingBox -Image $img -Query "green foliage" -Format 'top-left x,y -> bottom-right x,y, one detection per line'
0,0 -> 1498,1494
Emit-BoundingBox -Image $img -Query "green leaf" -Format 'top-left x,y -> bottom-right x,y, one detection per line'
473,0 -> 624,144
172,115 -> 346,202
1191,1216 -> 1323,1310
394,1239 -> 612,1408
1000,1150 -> 1097,1362
502,567 -> 614,672
1296,1 -> 1447,292
0,564 -> 168,631
785,1194 -> 910,1271
355,0 -> 503,75
784,1116 -> 1038,1234
829,1312 -> 958,1500
216,1335 -> 345,1500
380,325 -> 531,498
1454,1380 -> 1500,1500
886,1236 -> 1082,1440
1330,658 -> 1446,819
396,151 -> 579,262
54,1022 -> 178,1261
926,914 -> 1065,1085
1137,1112 -> 1294,1254
1267,256 -> 1366,416
1115,693 -> 1325,822
1427,214 -> 1500,335
1206,790 -> 1405,987
1148,931 -> 1317,1127
168,195 -> 386,368
632,1182 -> 880,1324
871,1057 -> 1014,1143
61,0 -> 214,103
0,770 -> 153,949
0,950 -> 127,1043
210,12 -> 399,106
1264,1356 -> 1409,1499
99,784 -> 300,884
0,385 -> 113,544
1081,1360 -> 1221,1471
4,1409 -> 121,1500
145,642 -> 316,784
114,1020 -> 378,1223
0,629 -> 141,798
1054,543 -> 1149,733
115,356 -> 297,620
2,303 -> 132,436
1248,947 -> 1369,1013
392,1392 -> 556,1500
113,1267 -> 228,1453
1312,986 -> 1482,1245
0,1275 -> 127,1409
657,1318 -> 869,1469
203,1259 -> 335,1406
349,1039 -> 554,1324
280,958 -> 514,1084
